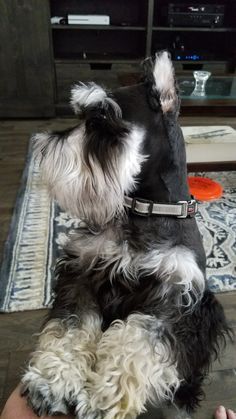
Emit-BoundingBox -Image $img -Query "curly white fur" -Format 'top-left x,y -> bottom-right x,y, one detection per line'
22,315 -> 102,417
87,314 -> 180,419
22,313 -> 181,419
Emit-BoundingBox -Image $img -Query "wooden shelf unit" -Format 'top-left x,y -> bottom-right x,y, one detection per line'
50,0 -> 236,67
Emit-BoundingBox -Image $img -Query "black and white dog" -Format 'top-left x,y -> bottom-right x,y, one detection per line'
22,51 -> 231,419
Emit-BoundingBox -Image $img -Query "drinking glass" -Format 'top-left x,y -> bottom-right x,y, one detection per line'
191,71 -> 211,97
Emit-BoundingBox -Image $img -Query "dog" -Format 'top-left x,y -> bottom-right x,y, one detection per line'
21,51 -> 231,419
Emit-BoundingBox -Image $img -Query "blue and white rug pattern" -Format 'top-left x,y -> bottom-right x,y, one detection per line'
0,148 -> 236,311
0,150 -> 56,312
194,171 -> 236,293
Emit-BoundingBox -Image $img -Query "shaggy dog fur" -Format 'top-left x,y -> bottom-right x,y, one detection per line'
21,51 -> 231,419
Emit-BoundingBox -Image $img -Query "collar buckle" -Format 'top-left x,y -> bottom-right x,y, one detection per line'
177,199 -> 198,218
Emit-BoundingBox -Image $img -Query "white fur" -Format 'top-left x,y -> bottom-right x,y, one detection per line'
140,245 -> 205,306
71,82 -> 122,117
34,125 -> 145,226
22,315 -> 102,417
119,126 -> 146,194
88,313 -> 180,419
23,314 -> 181,419
103,243 -> 205,305
153,51 -> 176,113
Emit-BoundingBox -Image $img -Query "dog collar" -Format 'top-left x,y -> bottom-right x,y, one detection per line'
124,196 -> 198,218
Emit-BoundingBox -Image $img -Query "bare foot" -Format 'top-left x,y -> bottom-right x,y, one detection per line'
215,406 -> 236,419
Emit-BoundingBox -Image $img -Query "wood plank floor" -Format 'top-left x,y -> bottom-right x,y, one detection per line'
0,117 -> 235,418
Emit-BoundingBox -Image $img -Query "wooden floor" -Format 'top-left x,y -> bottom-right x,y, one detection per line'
0,117 -> 235,418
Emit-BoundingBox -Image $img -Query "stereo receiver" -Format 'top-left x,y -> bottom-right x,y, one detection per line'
168,4 -> 225,27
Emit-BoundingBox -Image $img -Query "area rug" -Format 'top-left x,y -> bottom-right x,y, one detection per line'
0,142 -> 236,312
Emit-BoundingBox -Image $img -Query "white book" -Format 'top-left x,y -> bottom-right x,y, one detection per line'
181,126 -> 236,163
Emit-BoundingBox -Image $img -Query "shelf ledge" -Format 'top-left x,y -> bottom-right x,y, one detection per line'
51,24 -> 146,31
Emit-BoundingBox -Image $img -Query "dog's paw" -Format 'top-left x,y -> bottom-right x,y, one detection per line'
75,394 -> 103,419
21,370 -> 69,416
21,370 -> 103,419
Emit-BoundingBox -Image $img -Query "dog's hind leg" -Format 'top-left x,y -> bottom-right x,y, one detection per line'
21,260 -> 103,418
173,290 -> 232,415
87,313 -> 180,419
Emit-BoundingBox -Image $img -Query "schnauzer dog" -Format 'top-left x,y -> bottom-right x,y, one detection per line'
22,51 -> 231,419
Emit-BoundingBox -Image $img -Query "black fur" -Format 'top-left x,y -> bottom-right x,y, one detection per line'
174,289 -> 232,411
83,102 -> 130,173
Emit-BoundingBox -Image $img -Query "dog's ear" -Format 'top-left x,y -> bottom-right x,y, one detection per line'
143,52 -> 188,201
70,82 -> 122,118
33,83 -> 145,226
143,51 -> 180,116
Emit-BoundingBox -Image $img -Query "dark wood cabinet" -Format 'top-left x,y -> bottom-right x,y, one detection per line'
1,0 -> 235,117
0,0 -> 55,118
50,0 -> 236,114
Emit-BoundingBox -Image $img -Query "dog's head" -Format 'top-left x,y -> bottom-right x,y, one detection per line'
34,51 -> 189,227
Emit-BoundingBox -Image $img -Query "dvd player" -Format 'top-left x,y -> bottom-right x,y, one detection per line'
68,15 -> 110,25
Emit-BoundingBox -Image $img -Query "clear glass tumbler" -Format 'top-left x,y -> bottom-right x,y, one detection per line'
191,71 -> 211,97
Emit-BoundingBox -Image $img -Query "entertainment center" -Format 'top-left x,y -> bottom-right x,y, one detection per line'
0,0 -> 236,117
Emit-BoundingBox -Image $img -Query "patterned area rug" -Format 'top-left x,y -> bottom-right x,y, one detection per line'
0,143 -> 236,312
